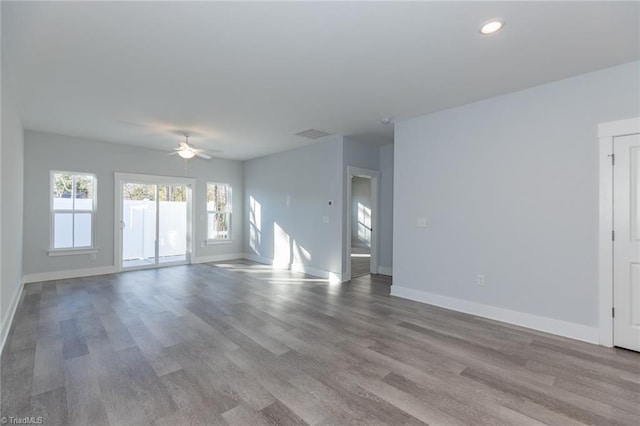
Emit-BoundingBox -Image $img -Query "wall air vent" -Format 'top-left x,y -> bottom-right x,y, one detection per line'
294,129 -> 331,139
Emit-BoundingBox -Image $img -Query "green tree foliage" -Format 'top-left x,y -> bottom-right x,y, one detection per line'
122,183 -> 187,201
207,184 -> 230,212
160,185 -> 186,202
53,173 -> 93,199
207,184 -> 231,237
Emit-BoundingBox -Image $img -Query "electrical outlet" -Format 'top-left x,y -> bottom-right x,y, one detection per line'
322,216 -> 330,224
476,274 -> 485,286
90,253 -> 97,260
417,217 -> 427,228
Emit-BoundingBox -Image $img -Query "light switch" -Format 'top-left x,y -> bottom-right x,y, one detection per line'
322,216 -> 330,224
417,217 -> 427,228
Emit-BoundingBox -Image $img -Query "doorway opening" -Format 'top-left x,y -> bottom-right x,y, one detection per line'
345,166 -> 379,281
599,117 -> 640,351
115,173 -> 195,271
351,176 -> 372,278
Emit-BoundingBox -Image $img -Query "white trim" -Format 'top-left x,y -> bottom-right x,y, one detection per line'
0,282 -> 24,354
113,172 -> 196,185
47,247 -> 98,257
346,166 -> 380,282
22,265 -> 118,284
598,117 -> 640,138
378,266 -> 393,276
243,252 -> 274,265
192,253 -> 244,263
391,285 -> 599,344
206,182 -> 233,241
291,264 -> 342,283
598,132 -> 615,347
598,117 -> 640,347
243,253 -> 343,283
114,172 -> 196,272
50,170 -> 98,251
206,239 -> 234,245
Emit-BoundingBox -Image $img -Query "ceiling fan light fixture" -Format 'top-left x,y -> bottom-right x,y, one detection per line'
177,149 -> 195,159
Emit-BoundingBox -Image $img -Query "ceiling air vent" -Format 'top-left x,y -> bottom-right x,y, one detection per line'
294,129 -> 331,139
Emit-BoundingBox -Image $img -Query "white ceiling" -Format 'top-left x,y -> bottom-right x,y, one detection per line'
3,1 -> 639,160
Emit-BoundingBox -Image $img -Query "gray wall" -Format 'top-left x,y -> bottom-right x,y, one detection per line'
1,26 -> 25,331
379,144 -> 394,273
393,61 -> 640,327
243,135 -> 344,277
351,176 -> 371,248
343,137 -> 380,171
23,131 -> 244,276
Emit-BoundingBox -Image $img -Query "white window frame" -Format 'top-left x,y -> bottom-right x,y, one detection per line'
207,182 -> 232,243
48,170 -> 98,256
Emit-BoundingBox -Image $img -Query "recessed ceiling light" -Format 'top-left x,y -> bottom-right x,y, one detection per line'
480,19 -> 504,35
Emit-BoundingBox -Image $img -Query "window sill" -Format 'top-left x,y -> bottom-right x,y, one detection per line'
206,239 -> 233,245
48,247 -> 98,257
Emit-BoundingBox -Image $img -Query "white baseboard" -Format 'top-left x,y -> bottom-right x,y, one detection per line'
0,281 -> 24,354
23,265 -> 118,284
290,263 -> 343,283
391,285 -> 599,344
243,252 -> 274,265
378,266 -> 393,276
352,243 -> 370,249
192,253 -> 244,264
243,253 -> 343,283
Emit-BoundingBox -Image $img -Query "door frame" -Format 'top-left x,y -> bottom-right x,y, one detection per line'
114,172 -> 196,272
598,117 -> 640,347
345,166 -> 380,281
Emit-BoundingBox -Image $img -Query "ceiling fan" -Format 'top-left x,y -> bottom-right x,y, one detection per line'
169,134 -> 212,160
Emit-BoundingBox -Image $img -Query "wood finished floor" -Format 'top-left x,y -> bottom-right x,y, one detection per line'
350,247 -> 370,278
1,260 -> 639,426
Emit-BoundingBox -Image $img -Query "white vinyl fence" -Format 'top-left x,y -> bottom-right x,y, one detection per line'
122,200 -> 186,261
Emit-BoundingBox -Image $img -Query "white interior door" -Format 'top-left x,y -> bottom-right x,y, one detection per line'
613,133 -> 640,351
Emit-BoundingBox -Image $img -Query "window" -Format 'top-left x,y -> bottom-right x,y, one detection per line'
51,171 -> 96,250
207,183 -> 232,241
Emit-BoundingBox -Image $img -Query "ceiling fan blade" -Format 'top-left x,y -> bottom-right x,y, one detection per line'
168,151 -> 179,155
179,142 -> 189,149
195,151 -> 212,160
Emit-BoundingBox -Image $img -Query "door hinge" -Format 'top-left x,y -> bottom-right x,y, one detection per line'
609,154 -> 615,166
612,230 -> 615,241
612,307 -> 615,318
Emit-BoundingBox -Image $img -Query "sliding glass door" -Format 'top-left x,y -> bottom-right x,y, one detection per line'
116,173 -> 194,271
158,184 -> 188,264
122,183 -> 158,268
